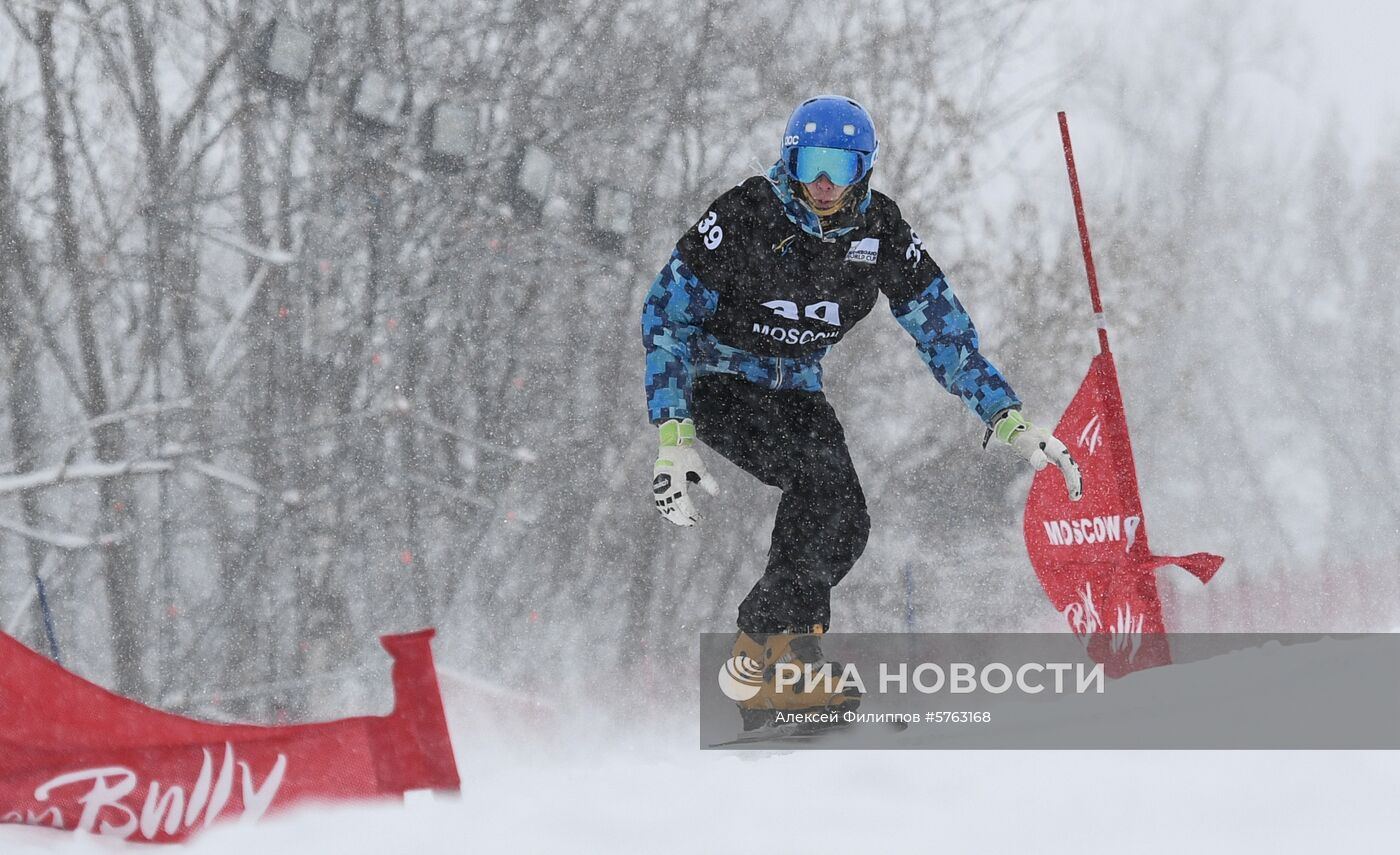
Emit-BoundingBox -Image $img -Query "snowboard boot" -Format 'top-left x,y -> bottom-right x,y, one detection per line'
730,625 -> 862,731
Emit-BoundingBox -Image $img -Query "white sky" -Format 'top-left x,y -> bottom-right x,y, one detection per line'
939,0 -> 1400,255
1291,0 -> 1400,162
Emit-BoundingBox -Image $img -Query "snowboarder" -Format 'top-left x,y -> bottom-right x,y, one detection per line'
641,95 -> 1082,730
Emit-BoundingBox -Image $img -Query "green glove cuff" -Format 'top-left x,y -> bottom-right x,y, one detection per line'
659,418 -> 696,448
992,409 -> 1028,444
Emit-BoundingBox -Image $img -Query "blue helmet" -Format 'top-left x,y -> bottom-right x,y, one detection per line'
781,95 -> 878,187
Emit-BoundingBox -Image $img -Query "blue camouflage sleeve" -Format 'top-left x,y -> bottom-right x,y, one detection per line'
641,249 -> 719,424
889,275 -> 1020,426
876,200 -> 1020,426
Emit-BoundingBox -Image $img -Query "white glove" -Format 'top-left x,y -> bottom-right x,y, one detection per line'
989,409 -> 1083,501
653,418 -> 719,526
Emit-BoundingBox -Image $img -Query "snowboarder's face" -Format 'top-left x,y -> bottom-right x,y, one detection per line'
802,174 -> 846,209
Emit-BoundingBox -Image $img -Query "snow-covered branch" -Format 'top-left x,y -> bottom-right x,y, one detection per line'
79,397 -> 194,435
404,407 -> 540,464
186,460 -> 264,496
205,261 -> 270,378
0,459 -> 173,494
182,224 -> 297,267
0,516 -> 122,549
0,453 -> 306,507
186,460 -> 302,506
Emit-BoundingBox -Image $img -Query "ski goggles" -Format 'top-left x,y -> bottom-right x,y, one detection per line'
788,145 -> 872,187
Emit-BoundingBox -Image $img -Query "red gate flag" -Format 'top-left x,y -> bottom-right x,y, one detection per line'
1025,352 -> 1224,676
0,629 -> 460,843
1030,112 -> 1225,677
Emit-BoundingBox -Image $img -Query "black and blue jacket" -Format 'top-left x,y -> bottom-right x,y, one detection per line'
642,162 -> 1019,426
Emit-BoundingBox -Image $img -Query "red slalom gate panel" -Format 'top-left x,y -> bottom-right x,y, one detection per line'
1024,352 -> 1224,677
0,629 -> 459,843
1033,112 -> 1225,677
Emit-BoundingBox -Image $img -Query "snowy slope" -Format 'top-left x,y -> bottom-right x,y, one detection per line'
3,639 -> 1396,854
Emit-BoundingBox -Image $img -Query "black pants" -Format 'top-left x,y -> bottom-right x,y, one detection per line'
692,375 -> 871,634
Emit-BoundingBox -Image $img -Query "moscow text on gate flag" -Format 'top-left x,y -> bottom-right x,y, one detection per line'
1024,351 -> 1224,677
0,629 -> 460,844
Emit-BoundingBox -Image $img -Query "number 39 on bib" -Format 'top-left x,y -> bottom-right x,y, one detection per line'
697,211 -> 724,250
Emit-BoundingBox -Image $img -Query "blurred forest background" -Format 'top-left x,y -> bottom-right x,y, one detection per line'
0,0 -> 1396,721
